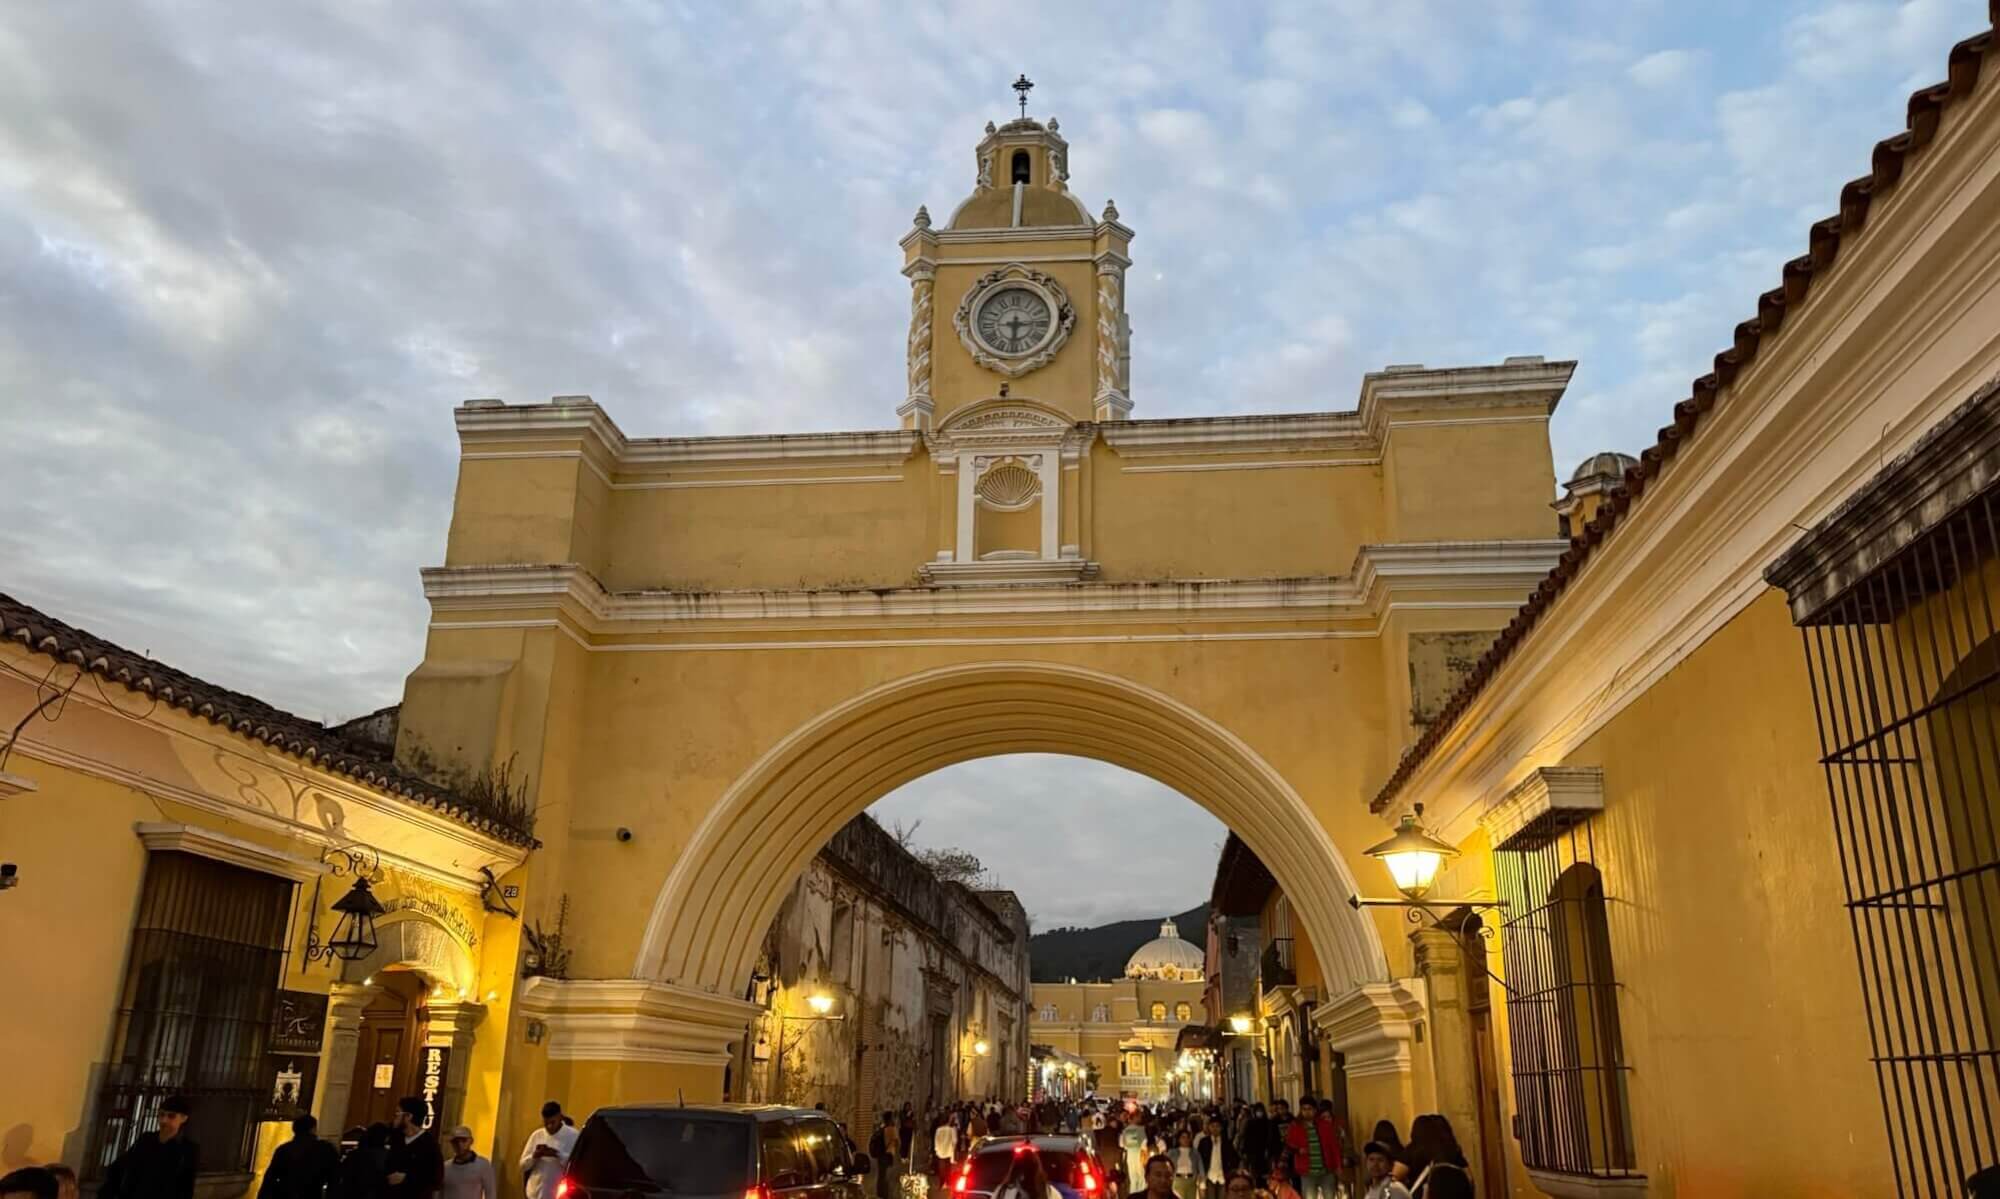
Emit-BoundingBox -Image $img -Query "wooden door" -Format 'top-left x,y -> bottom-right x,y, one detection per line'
1461,921 -> 1509,1198
345,972 -> 428,1130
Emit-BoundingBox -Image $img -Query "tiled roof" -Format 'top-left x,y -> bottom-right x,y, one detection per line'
0,591 -> 536,846
1371,10 -> 1999,814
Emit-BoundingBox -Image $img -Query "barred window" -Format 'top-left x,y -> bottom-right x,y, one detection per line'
89,851 -> 293,1179
1495,821 -> 1638,1181
1789,496 -> 2000,1192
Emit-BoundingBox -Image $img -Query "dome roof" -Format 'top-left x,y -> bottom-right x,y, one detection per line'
1567,451 -> 1638,487
1124,918 -> 1205,979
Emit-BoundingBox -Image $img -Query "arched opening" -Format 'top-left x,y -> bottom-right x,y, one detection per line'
1010,149 -> 1031,184
633,660 -> 1394,1121
1547,863 -> 1635,1173
639,662 -> 1383,995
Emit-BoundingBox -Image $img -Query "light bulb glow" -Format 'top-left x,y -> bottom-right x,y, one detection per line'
807,993 -> 835,1015
1229,1014 -> 1253,1034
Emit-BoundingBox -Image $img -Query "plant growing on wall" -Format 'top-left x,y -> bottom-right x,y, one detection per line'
522,894 -> 571,979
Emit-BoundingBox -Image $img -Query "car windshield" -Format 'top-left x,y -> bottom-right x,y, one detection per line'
568,1113 -> 753,1195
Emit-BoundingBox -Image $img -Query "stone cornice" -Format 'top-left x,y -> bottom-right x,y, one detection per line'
517,977 -> 761,1065
1312,980 -> 1426,1079
1479,767 -> 1605,852
457,397 -> 922,472
1765,373 -> 2000,623
135,821 -> 330,882
935,225 -> 1096,245
420,540 -> 1565,629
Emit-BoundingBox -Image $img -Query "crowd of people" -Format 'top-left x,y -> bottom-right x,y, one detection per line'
848,1095 -> 1473,1199
0,1096 -> 580,1199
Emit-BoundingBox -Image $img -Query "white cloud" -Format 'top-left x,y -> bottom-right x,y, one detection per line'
0,0 -> 1983,915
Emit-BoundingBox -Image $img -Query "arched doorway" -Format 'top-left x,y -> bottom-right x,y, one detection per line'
345,970 -> 430,1130
636,661 -> 1388,1003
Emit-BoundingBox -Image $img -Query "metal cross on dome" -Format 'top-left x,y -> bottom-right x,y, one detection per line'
1012,74 -> 1034,118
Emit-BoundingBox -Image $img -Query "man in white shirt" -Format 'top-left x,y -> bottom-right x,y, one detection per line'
441,1127 -> 496,1199
932,1116 -> 958,1178
518,1102 -> 579,1199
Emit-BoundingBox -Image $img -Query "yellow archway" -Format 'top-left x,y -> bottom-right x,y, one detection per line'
635,659 -> 1389,999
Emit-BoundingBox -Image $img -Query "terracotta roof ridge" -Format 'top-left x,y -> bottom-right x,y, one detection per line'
1369,13 -> 1999,815
0,590 -> 536,846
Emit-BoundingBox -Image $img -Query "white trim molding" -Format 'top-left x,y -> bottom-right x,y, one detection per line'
420,540 -> 1566,628
1480,767 -> 1605,851
1313,980 -> 1427,1079
516,977 -> 761,1066
0,770 -> 37,798
1524,1170 -> 1649,1199
135,822 -> 328,882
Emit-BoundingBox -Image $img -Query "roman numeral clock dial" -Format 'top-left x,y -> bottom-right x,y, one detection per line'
974,287 -> 1053,355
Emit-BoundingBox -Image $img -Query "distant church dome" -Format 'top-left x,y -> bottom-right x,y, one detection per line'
1125,918 -> 1204,980
1567,451 -> 1638,488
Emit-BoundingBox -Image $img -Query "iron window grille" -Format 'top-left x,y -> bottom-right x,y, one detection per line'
88,851 -> 293,1180
1790,491 -> 2000,1196
1494,817 -> 1639,1180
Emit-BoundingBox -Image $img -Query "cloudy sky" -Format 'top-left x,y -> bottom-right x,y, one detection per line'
1,1 -> 1982,929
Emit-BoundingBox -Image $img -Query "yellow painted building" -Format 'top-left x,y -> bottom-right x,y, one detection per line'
0,601 -> 533,1193
1366,16 -> 2000,1199
394,97 -> 1573,1172
1028,919 -> 1207,1101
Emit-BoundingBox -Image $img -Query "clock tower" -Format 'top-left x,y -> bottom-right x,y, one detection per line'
899,86 -> 1133,432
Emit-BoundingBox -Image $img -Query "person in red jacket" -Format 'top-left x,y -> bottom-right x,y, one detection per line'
1282,1100 -> 1350,1199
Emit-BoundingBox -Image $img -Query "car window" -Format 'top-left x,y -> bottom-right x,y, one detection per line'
795,1119 -> 851,1182
569,1113 -> 753,1193
760,1123 -> 806,1189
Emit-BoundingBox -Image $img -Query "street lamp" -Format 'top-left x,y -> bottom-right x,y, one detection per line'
1228,1014 -> 1253,1035
807,992 -> 836,1015
1363,803 -> 1458,900
973,1039 -> 991,1056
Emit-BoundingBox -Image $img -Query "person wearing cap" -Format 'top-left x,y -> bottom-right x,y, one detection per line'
258,1115 -> 338,1199
517,1102 -> 577,1199
440,1127 -> 495,1199
100,1096 -> 199,1199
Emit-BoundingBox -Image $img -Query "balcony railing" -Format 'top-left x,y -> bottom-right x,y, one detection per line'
1261,937 -> 1296,988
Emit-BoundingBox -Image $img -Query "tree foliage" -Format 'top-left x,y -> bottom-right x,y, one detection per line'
916,845 -> 988,887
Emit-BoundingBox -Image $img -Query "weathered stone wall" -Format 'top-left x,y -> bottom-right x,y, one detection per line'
741,815 -> 1030,1133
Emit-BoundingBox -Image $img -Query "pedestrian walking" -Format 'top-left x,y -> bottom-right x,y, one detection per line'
1360,1144 -> 1409,1199
1400,1116 -> 1468,1199
1263,1168 -> 1301,1199
1196,1118 -> 1236,1198
386,1098 -> 443,1199
100,1095 -> 199,1199
866,1112 -> 903,1199
1282,1100 -> 1341,1199
1,1168 -> 59,1199
1140,1156 -> 1177,1199
932,1115 -> 959,1180
1121,1118 -> 1151,1185
518,1102 -> 577,1199
440,1128 -> 495,1199
1170,1131 -> 1201,1199
260,1115 -> 339,1199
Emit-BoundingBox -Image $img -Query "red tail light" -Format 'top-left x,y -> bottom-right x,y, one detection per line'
744,1187 -> 768,1199
1080,1164 -> 1099,1194
554,1180 -> 572,1199
953,1166 -> 970,1194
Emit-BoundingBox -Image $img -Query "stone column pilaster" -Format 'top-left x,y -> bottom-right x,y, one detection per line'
898,256 -> 936,431
314,981 -> 381,1130
1092,259 -> 1131,422
423,1000 -> 487,1134
1412,927 -> 1486,1179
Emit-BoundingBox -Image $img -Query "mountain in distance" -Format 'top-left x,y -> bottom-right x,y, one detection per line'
1028,902 -> 1208,984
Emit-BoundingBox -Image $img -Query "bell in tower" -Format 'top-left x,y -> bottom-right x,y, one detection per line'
898,78 -> 1133,432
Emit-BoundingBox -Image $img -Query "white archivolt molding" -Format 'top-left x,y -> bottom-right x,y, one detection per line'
632,660 -> 1390,1005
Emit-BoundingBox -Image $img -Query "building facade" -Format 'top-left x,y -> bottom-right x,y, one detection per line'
0,600 -> 534,1196
1029,919 -> 1207,1101
1358,15 -> 2000,1199
736,814 -> 1029,1124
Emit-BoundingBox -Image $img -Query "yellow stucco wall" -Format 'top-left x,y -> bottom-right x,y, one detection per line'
1546,588 -> 1882,1194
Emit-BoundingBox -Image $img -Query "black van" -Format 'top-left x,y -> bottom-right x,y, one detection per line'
562,1104 -> 871,1199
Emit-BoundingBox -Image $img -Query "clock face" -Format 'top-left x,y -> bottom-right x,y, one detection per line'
974,286 -> 1054,355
